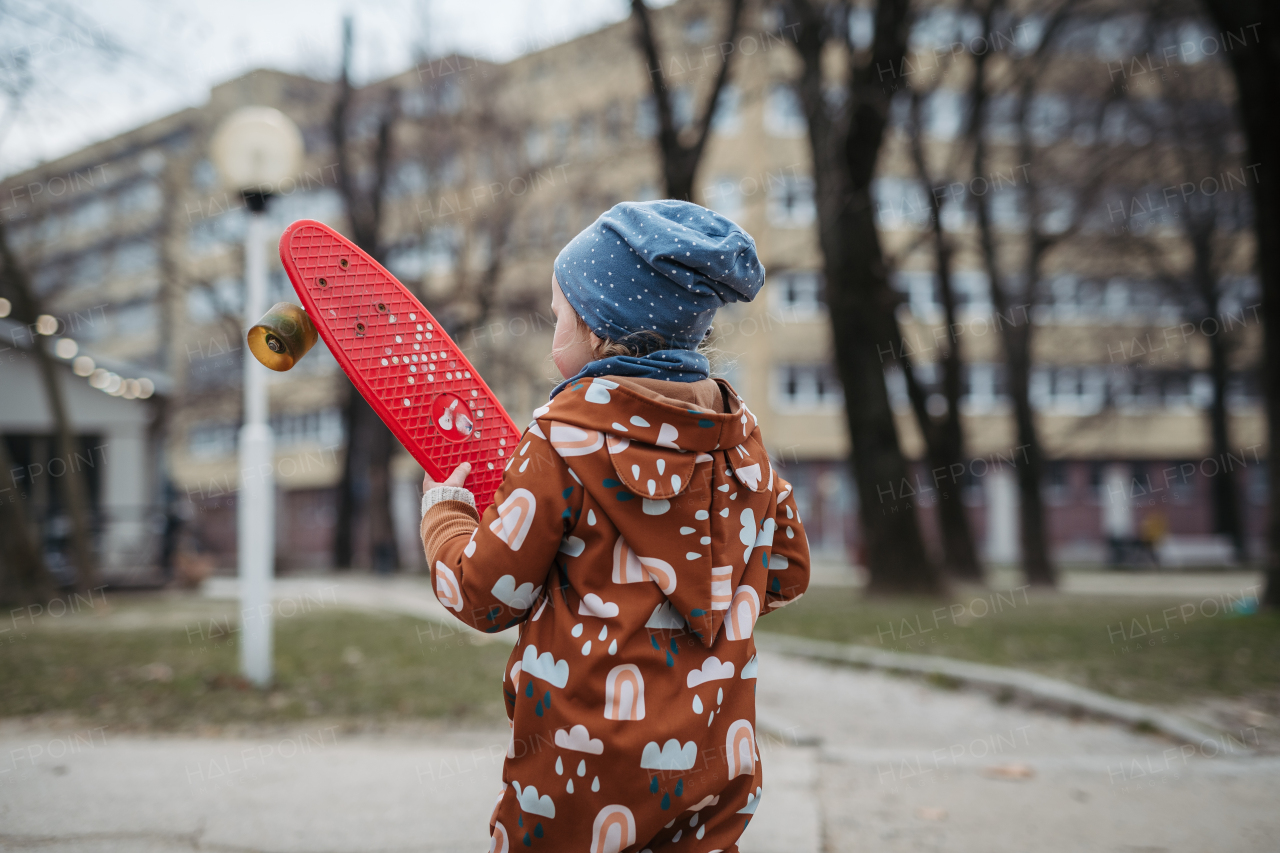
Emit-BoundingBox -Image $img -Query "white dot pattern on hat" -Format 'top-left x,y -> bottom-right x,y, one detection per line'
553,200 -> 765,349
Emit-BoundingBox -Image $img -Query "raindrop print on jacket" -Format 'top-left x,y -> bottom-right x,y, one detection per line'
420,374 -> 810,852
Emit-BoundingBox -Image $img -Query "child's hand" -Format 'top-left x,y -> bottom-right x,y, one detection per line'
423,462 -> 471,493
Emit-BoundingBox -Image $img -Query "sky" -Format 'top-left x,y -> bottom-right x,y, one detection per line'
2,0 -> 662,173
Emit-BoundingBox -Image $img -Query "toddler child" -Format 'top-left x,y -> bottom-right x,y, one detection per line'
421,200 -> 810,852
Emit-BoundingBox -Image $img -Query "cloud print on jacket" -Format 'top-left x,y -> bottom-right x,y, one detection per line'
686,656 -> 735,688
639,739 -> 699,771
555,724 -> 604,754
578,592 -> 621,618
491,574 -> 542,609
521,645 -> 569,688
512,781 -> 556,817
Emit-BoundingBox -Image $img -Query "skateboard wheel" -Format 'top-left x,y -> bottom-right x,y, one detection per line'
247,302 -> 318,371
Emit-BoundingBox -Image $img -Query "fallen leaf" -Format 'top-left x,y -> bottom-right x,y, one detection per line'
982,763 -> 1034,780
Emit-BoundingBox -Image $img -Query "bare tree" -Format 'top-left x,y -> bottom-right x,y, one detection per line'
781,0 -> 943,595
892,81 -> 984,582
1194,0 -> 1280,606
631,0 -> 747,201
1122,0 -> 1256,562
967,0 -> 1139,586
329,18 -> 402,572
0,222 -> 99,596
0,3 -> 125,598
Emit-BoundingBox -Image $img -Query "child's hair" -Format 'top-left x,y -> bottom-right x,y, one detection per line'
578,315 -> 721,365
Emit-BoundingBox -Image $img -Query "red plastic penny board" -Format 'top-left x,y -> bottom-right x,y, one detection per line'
278,219 -> 520,512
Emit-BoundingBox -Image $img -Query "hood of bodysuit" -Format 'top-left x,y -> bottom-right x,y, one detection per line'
531,376 -> 779,646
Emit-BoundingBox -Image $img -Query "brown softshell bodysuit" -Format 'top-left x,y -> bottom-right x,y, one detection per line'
421,375 -> 810,853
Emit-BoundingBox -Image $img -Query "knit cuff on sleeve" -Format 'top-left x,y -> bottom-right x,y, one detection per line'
420,497 -> 481,568
421,486 -> 475,519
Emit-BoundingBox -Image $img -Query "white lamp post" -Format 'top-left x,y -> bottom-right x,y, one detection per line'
210,107 -> 304,687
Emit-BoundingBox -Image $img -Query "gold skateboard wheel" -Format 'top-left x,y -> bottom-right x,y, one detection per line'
247,302 -> 317,371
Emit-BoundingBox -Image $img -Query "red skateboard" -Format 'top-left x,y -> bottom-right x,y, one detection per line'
267,219 -> 520,512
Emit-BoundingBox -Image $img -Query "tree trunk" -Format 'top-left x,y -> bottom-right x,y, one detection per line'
329,17 -> 401,572
0,436 -> 55,606
332,389 -> 368,569
971,174 -> 1054,586
786,0 -> 943,595
903,90 -> 983,582
965,1 -> 1056,587
0,223 -> 99,594
631,0 -> 746,201
1198,0 -> 1278,603
1191,225 -> 1247,562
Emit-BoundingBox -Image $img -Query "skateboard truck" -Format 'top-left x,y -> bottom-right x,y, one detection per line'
248,302 -> 318,371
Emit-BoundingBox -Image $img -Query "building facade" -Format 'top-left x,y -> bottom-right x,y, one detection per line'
1,0 -> 1265,576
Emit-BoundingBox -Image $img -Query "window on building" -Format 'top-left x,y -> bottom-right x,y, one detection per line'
893,269 -> 935,317
524,126 -> 547,165
1032,365 -> 1106,413
953,270 -> 993,314
1108,367 -> 1205,410
874,177 -> 931,230
990,186 -> 1026,230
112,240 -> 158,278
848,8 -> 875,49
763,84 -> 806,138
1093,14 -> 1145,61
1227,370 -> 1261,405
436,78 -> 464,115
400,87 -> 430,118
271,408 -> 344,448
577,114 -> 598,157
1167,461 -> 1196,504
635,96 -> 658,138
1027,94 -> 1072,145
1045,460 -> 1071,505
983,94 -> 1019,142
68,196 -> 111,234
924,89 -> 967,140
191,158 -> 218,191
188,422 -> 238,459
550,119 -> 571,160
603,100 -> 623,142
773,363 -> 843,410
550,204 -> 571,245
114,300 -> 157,335
186,277 -> 241,324
424,226 -> 462,275
116,181 -> 162,215
684,14 -> 712,43
711,84 -> 741,134
961,363 -> 1006,412
1249,463 -> 1268,505
767,174 -> 815,227
769,270 -> 826,318
634,182 -> 661,202
909,7 -> 982,51
391,161 -> 429,197
703,174 -> 744,222
1038,186 -> 1077,234
672,88 -> 695,131
884,364 -> 909,411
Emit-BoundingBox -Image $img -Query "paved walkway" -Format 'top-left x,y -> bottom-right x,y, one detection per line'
0,577 -> 1275,852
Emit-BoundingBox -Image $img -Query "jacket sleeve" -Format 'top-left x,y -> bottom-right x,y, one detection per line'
762,476 -> 810,612
421,422 -> 581,633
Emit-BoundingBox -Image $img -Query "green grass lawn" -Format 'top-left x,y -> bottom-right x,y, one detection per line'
0,594 -> 511,730
761,585 -> 1280,706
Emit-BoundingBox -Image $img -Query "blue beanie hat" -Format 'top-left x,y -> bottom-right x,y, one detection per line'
553,200 -> 765,350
